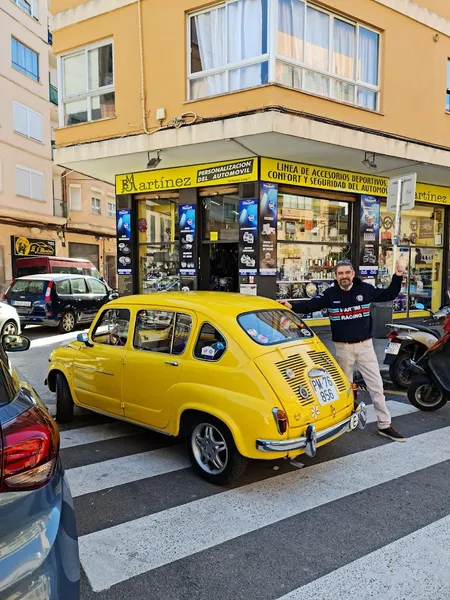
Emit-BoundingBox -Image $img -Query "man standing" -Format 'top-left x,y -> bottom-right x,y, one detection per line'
279,259 -> 406,442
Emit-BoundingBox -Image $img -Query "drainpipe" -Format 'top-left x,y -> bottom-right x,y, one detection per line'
137,0 -> 150,135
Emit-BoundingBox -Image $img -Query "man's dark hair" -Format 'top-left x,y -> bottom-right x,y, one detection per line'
335,259 -> 354,272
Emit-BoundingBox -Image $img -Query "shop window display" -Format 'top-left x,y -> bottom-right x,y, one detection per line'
378,203 -> 444,313
137,198 -> 180,293
276,194 -> 353,318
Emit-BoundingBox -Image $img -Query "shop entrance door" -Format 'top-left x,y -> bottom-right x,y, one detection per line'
200,242 -> 238,292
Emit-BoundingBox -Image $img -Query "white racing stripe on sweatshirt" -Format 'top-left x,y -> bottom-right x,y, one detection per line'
60,421 -> 143,449
279,514 -> 450,600
79,426 -> 450,592
66,446 -> 189,497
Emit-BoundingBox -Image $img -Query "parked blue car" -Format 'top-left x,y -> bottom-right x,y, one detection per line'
0,333 -> 79,599
3,274 -> 117,334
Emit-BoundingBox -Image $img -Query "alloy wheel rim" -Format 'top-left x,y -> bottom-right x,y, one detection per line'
398,357 -> 412,386
3,322 -> 17,335
63,313 -> 75,332
416,384 -> 443,407
191,423 -> 228,475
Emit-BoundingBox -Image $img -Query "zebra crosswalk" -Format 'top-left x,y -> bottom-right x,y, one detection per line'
59,399 -> 450,600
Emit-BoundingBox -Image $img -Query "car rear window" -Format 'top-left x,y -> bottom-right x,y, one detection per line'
10,280 -> 47,295
237,310 -> 314,346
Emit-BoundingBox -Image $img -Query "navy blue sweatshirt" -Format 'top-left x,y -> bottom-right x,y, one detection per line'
290,275 -> 402,343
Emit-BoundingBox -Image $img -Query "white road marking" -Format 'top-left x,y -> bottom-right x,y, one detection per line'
60,421 -> 143,449
79,426 -> 450,592
66,446 -> 189,497
279,514 -> 450,600
366,399 -> 418,424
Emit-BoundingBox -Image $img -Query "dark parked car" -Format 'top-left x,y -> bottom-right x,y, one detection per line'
3,274 -> 117,334
0,333 -> 79,599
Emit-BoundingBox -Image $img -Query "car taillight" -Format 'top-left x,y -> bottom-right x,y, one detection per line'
1,279 -> 14,300
352,383 -> 358,401
0,406 -> 59,492
272,408 -> 288,435
44,281 -> 54,303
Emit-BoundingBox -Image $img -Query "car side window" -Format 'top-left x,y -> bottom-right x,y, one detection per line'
92,308 -> 130,346
70,278 -> 88,294
88,279 -> 107,294
194,323 -> 227,362
56,279 -> 71,295
133,310 -> 192,355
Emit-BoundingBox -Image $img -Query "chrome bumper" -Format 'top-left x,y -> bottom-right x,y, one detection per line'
256,402 -> 367,457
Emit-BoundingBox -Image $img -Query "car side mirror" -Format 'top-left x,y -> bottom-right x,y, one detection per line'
109,292 -> 119,300
77,332 -> 93,347
2,334 -> 30,352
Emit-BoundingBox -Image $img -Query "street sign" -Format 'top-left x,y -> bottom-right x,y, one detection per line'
387,172 -> 417,212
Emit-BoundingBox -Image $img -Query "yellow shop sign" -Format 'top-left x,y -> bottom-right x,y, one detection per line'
116,158 -> 258,195
261,158 -> 450,206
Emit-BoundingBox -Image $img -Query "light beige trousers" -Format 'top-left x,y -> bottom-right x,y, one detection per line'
335,339 -> 391,429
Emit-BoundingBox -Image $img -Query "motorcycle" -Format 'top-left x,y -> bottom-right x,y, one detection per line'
407,311 -> 450,411
384,301 -> 450,388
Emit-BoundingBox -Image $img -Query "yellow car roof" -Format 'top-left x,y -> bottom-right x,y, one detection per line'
108,292 -> 281,319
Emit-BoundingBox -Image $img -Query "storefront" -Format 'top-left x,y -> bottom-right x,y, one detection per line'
115,157 -> 450,322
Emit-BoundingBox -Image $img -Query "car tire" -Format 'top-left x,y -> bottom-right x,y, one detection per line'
58,311 -> 76,334
407,378 -> 447,412
56,373 -> 74,423
389,353 -> 413,389
186,415 -> 248,485
1,320 -> 18,336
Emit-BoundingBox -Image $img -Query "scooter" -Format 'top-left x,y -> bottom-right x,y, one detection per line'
407,311 -> 450,411
384,301 -> 450,388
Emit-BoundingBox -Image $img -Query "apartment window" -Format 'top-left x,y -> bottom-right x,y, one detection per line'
13,102 -> 42,142
107,196 -> 116,217
187,0 -> 380,111
91,196 -> 101,214
69,184 -> 82,211
446,60 -> 450,112
276,0 -> 379,109
188,0 -> 269,100
60,40 -> 115,127
11,0 -> 38,19
16,166 -> 44,201
11,38 -> 39,82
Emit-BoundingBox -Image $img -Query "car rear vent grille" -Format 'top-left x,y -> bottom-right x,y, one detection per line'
307,350 -> 346,392
275,353 -> 314,406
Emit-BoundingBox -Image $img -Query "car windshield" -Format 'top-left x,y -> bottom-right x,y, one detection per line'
10,280 -> 47,295
237,310 -> 314,346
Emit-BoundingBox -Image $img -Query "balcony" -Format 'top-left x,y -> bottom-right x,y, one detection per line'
53,198 -> 67,218
49,83 -> 58,105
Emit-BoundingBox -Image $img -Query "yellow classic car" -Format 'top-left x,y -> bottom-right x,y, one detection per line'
46,292 -> 367,484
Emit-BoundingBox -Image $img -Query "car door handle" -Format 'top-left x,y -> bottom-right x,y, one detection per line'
165,361 -> 179,367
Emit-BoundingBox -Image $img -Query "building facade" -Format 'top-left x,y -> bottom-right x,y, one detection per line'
50,0 -> 450,322
0,0 -> 116,293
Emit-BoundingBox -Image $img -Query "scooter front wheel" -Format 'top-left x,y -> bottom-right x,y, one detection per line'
407,378 -> 447,411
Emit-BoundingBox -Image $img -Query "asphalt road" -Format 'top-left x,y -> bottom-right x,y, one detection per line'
10,326 -> 450,600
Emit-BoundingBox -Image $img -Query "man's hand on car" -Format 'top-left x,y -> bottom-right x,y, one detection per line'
278,299 -> 293,310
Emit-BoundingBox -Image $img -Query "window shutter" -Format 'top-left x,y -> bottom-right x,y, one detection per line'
28,110 -> 42,141
30,171 -> 44,200
16,166 -> 31,198
447,61 -> 450,90
13,102 -> 28,136
69,185 -> 82,210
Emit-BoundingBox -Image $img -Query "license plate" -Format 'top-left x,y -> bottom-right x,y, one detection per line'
310,374 -> 339,405
385,342 -> 401,355
12,301 -> 31,307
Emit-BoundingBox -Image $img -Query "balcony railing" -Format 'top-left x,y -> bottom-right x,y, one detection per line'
53,198 -> 67,218
49,83 -> 58,105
